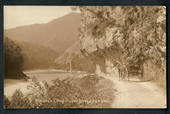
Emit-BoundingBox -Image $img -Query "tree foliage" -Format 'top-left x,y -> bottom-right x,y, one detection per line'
5,75 -> 115,108
4,37 -> 27,79
75,6 -> 166,75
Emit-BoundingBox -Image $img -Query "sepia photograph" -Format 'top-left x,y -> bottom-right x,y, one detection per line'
4,6 -> 166,108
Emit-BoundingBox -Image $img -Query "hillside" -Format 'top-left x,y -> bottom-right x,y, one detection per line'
5,13 -> 81,55
55,40 -> 81,64
17,41 -> 58,70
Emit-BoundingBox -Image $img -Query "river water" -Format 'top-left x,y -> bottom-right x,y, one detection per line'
4,69 -> 87,97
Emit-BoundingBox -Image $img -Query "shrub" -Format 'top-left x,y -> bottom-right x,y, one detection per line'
4,75 -> 115,108
4,95 -> 10,109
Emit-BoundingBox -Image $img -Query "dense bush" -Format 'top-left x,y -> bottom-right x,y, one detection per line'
142,60 -> 166,88
4,37 -> 27,79
73,6 -> 166,85
4,75 -> 115,108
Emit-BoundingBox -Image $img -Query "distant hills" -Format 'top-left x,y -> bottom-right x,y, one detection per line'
17,41 -> 58,70
5,13 -> 81,55
5,13 -> 81,69
55,40 -> 81,64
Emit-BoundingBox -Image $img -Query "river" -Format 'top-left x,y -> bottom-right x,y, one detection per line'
4,69 -> 87,97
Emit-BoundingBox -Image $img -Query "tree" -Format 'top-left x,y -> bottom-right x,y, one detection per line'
74,6 -> 166,77
4,37 -> 27,79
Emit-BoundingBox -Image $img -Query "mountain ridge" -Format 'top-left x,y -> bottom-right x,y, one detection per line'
5,13 -> 81,56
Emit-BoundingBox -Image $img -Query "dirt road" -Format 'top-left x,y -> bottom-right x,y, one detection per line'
106,76 -> 166,108
4,70 -> 166,108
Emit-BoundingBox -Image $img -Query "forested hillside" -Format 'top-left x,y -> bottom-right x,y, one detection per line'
4,37 -> 26,79
17,41 -> 58,70
74,6 -> 166,87
5,13 -> 81,55
4,37 -> 58,79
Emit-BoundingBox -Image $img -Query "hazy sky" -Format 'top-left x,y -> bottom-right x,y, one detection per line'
4,6 -> 76,29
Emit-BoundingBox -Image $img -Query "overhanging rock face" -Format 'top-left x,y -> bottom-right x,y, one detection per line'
80,26 -> 124,54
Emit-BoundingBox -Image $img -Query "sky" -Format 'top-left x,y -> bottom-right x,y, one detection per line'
4,6 -> 77,29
